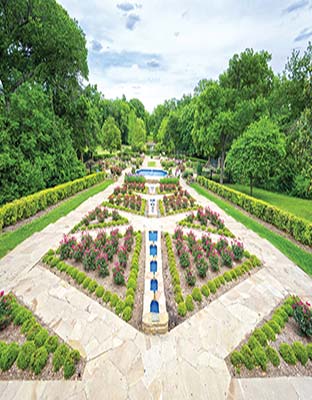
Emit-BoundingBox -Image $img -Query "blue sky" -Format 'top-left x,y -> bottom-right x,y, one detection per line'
58,0 -> 312,111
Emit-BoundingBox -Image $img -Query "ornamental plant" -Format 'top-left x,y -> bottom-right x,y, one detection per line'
231,240 -> 244,261
209,251 -> 219,272
220,248 -> 234,268
185,268 -> 196,286
82,247 -> 97,271
113,265 -> 125,285
118,247 -> 128,269
59,235 -> 77,259
293,300 -> 312,337
0,292 -> 12,331
96,252 -> 109,277
179,251 -> 190,269
196,257 -> 208,278
215,237 -> 229,252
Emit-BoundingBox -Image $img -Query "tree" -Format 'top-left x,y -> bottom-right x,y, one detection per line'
128,110 -> 137,146
226,117 -> 286,196
0,0 -> 88,107
101,117 -> 121,152
131,118 -> 146,152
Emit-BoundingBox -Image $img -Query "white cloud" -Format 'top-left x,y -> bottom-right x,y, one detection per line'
57,0 -> 312,111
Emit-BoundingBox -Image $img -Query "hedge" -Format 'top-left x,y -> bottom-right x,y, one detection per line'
196,176 -> 312,247
0,172 -> 107,230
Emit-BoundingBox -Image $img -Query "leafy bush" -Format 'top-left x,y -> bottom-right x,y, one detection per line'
185,295 -> 194,312
279,343 -> 297,365
293,300 -> 312,338
122,306 -> 132,321
240,344 -> 255,370
191,288 -> 202,303
253,328 -> 267,347
247,335 -> 261,351
0,342 -> 20,371
115,300 -> 125,315
53,344 -> 70,372
82,277 -> 91,289
201,285 -> 210,298
110,293 -> 119,308
45,336 -> 59,353
95,286 -> 105,298
13,308 -> 32,326
252,346 -> 268,371
292,341 -> 309,365
17,341 -> 36,370
207,281 -> 217,294
268,320 -> 281,334
103,290 -> 111,303
26,323 -> 41,340
88,280 -> 98,293
230,350 -> 243,367
177,302 -> 187,317
265,346 -> 280,367
307,343 -> 312,360
261,323 -> 276,342
34,328 -> 49,347
30,346 -> 49,375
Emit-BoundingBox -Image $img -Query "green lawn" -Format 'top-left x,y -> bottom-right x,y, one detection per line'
191,183 -> 312,276
226,183 -> 312,223
148,161 -> 156,167
0,180 -> 113,259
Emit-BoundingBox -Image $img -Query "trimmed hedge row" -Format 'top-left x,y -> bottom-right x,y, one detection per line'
178,220 -> 235,238
71,217 -> 129,233
102,200 -> 147,216
0,172 -> 107,230
196,176 -> 312,246
43,231 -> 143,322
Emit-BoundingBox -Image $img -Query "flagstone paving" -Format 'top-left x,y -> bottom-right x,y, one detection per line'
0,165 -> 311,399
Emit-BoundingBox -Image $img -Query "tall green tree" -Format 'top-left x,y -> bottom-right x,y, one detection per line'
226,117 -> 286,196
131,118 -> 146,152
101,117 -> 121,152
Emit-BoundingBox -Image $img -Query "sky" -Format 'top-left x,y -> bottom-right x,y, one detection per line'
57,0 -> 312,111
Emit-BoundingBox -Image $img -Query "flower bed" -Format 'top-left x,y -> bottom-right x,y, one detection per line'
114,182 -> 147,194
228,296 -> 312,378
157,183 -> 181,194
71,206 -> 128,233
163,230 -> 261,324
178,207 -> 235,237
159,189 -> 198,215
103,193 -> 146,215
42,228 -> 143,326
0,292 -> 84,380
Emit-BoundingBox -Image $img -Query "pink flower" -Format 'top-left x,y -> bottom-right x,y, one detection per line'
0,290 -> 4,297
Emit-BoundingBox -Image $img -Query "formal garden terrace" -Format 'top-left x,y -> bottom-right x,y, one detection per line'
0,155 -> 311,400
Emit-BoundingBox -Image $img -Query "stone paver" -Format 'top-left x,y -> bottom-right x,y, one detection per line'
1,163 -> 312,399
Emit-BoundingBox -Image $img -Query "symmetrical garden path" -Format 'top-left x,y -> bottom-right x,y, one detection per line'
0,165 -> 311,399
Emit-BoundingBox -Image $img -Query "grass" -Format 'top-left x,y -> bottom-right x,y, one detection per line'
191,183 -> 312,276
148,161 -> 156,167
0,180 -> 113,259
226,184 -> 312,223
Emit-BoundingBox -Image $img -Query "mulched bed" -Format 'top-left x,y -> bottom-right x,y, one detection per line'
226,301 -> 312,378
0,303 -> 85,381
41,234 -> 146,332
161,233 -> 262,330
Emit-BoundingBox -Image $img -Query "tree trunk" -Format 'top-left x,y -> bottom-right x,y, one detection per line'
250,176 -> 253,196
220,148 -> 225,184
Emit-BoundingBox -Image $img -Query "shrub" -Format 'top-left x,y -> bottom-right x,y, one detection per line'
0,342 -> 20,371
34,328 -> 49,347
177,302 -> 187,317
230,350 -> 243,367
252,346 -> 268,371
272,314 -> 285,329
253,329 -> 267,347
265,346 -> 280,367
88,280 -> 98,293
26,323 -> 41,340
30,346 -> 49,375
17,341 -> 36,370
95,286 -> 105,298
127,278 -> 137,291
191,288 -> 202,303
115,300 -> 125,315
292,300 -> 312,338
240,344 -> 255,370
247,335 -> 261,351
76,271 -> 87,285
53,344 -> 70,372
45,336 -> 59,353
261,323 -> 276,342
207,281 -> 217,294
279,343 -> 297,365
223,271 -> 232,282
268,320 -> 281,334
307,343 -> 312,360
64,356 -> 75,379
292,341 -> 309,365
103,291 -> 111,303
283,304 -> 294,317
110,293 -> 119,308
13,308 -> 32,326
122,306 -> 132,321
82,277 -> 91,289
201,285 -> 210,298
185,295 -> 194,312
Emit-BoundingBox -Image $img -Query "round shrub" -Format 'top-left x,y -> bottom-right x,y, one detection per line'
261,324 -> 276,342
44,336 -> 59,353
230,350 -> 243,367
69,349 -> 81,363
13,308 -> 32,326
110,293 -> 119,308
103,290 -> 111,303
230,270 -> 238,280
125,295 -> 134,308
201,285 -> 210,298
292,341 -> 308,366
279,343 -> 297,365
307,343 -> 312,360
252,346 -> 268,371
213,278 -> 221,289
82,277 -> 91,289
53,344 -> 70,372
247,335 -> 261,351
76,271 -> 87,285
115,300 -> 125,315
207,281 -> 217,294
21,317 -> 36,335
88,280 -> 98,293
126,288 -> 135,298
0,342 -> 20,371
192,288 -> 202,303
127,278 -> 137,291
268,320 -> 281,334
175,292 -> 184,304
274,308 -> 288,323
240,344 -> 255,370
122,306 -> 132,322
283,304 -> 294,317
26,323 -> 41,340
30,346 -> 48,375
95,286 -> 105,298
265,346 -> 280,367
64,356 -> 75,379
223,271 -> 232,282
185,295 -> 194,312
177,302 -> 187,317
253,329 -> 267,347
17,341 -> 36,370
34,328 -> 49,348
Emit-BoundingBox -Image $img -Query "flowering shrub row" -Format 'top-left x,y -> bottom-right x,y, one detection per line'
230,296 -> 312,374
43,231 -> 143,322
113,182 -> 147,195
162,189 -> 196,214
197,176 -> 312,247
71,207 -> 128,233
0,292 -> 81,378
0,172 -> 107,230
104,194 -> 146,215
157,183 -> 180,194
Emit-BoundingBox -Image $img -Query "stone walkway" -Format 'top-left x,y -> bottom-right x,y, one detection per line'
0,166 -> 311,399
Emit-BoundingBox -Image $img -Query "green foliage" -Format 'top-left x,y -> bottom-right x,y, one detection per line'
230,350 -> 243,367
307,343 -> 312,360
122,306 -> 132,322
207,280 -> 217,294
240,344 -> 255,370
53,344 -> 70,372
34,328 -> 49,348
247,335 -> 261,351
253,329 -> 267,347
17,341 -> 36,370
252,346 -> 268,371
201,285 -> 210,298
279,343 -> 297,365
185,295 -> 195,312
261,323 -> 276,342
95,286 -> 105,298
0,342 -> 20,371
102,117 -> 122,152
13,308 -> 32,326
265,346 -> 280,367
191,288 -> 202,303
87,280 -> 98,293
30,346 -> 49,375
45,336 -> 59,353
292,341 -> 309,365
177,302 -> 187,317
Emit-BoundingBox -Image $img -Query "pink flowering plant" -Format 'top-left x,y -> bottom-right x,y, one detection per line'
0,291 -> 13,331
185,268 -> 196,286
96,252 -> 109,277
179,250 -> 190,269
231,240 -> 244,261
113,264 -> 125,285
220,248 -> 234,268
293,299 -> 312,337
209,250 -> 219,271
59,235 -> 77,259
